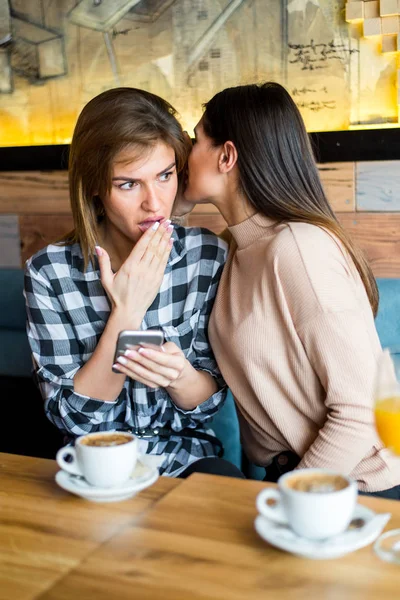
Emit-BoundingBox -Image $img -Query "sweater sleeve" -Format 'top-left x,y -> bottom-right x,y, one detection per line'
276,224 -> 382,473
296,309 -> 380,473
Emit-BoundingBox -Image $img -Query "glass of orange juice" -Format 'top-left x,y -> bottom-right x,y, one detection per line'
373,348 -> 400,563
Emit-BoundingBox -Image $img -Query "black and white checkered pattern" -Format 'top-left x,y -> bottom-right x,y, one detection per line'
24,226 -> 228,476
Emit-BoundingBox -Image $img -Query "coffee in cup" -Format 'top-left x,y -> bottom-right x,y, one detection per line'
80,433 -> 132,447
285,473 -> 349,493
256,468 -> 357,540
56,431 -> 138,488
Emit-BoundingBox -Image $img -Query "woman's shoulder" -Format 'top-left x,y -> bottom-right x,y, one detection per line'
175,225 -> 228,261
273,220 -> 338,246
273,222 -> 351,272
271,222 -> 362,316
25,242 -> 80,277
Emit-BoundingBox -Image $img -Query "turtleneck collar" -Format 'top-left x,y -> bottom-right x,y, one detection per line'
228,212 -> 278,250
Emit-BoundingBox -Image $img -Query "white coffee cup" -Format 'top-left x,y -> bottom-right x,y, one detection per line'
256,468 -> 358,540
56,431 -> 138,488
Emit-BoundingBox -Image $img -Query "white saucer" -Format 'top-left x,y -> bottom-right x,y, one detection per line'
255,504 -> 390,560
55,460 -> 159,503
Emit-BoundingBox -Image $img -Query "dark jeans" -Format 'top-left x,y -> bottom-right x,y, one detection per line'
0,375 -> 64,458
178,457 -> 245,479
263,451 -> 301,483
360,486 -> 400,500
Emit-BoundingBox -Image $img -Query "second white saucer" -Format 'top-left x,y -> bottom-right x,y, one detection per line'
255,504 -> 390,560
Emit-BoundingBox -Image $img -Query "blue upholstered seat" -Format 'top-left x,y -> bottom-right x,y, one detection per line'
0,269 -> 32,377
210,389 -> 241,468
375,278 -> 400,354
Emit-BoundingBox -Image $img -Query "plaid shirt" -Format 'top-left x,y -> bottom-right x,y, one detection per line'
24,226 -> 228,476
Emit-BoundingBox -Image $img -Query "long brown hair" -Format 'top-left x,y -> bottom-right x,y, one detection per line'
202,82 -> 379,315
63,87 -> 188,269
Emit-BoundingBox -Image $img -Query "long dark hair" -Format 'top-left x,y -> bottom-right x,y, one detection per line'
202,82 -> 378,315
63,87 -> 188,268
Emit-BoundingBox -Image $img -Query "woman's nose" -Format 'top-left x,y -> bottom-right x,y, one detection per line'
142,187 -> 161,211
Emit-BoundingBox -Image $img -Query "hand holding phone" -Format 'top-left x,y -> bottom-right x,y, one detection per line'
112,329 -> 164,373
112,331 -> 189,391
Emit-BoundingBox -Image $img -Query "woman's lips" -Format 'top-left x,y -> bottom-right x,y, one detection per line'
137,218 -> 164,232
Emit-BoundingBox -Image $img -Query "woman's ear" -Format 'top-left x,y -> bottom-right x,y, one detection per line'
218,141 -> 238,173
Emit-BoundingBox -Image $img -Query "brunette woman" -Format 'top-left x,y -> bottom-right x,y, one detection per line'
183,82 -> 400,497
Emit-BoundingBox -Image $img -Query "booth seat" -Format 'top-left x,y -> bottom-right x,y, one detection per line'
374,279 -> 400,356
0,269 -> 398,470
0,269 -> 32,378
0,269 -> 64,457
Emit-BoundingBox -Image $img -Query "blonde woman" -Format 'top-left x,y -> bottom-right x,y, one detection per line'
24,88 -> 244,479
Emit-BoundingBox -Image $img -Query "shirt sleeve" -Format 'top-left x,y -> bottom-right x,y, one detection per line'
169,254 -> 227,424
24,260 -> 128,437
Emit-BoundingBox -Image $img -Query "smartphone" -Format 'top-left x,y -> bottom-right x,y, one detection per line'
112,329 -> 164,373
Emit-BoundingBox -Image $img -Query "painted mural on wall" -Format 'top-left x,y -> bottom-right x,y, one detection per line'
0,0 -> 398,146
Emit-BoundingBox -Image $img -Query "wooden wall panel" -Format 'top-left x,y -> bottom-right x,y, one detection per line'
0,163 -> 397,278
190,204 -> 220,215
0,163 -> 354,215
337,212 -> 400,278
318,162 -> 355,212
20,214 -> 74,265
356,161 -> 400,212
12,211 -> 400,277
187,212 -> 227,234
0,215 -> 20,268
0,171 -> 70,214
189,211 -> 400,279
189,162 -> 355,216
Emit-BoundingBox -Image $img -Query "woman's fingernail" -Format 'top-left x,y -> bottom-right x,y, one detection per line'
152,221 -> 160,231
167,225 -> 174,233
124,350 -> 135,358
117,356 -> 129,366
112,363 -> 121,371
95,246 -> 103,256
163,219 -> 172,228
138,348 -> 148,355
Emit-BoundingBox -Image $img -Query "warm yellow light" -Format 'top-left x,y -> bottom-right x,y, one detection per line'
0,136 -> 73,147
181,120 -> 197,138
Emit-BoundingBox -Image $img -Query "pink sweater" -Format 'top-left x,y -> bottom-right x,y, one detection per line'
209,212 -> 400,492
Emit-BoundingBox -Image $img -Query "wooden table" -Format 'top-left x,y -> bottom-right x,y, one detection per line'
0,453 -> 178,600
1,453 -> 399,600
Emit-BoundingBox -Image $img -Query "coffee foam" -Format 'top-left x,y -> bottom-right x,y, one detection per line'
285,474 -> 348,493
80,433 -> 132,447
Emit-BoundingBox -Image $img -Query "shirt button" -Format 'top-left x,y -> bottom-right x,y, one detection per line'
278,455 -> 289,466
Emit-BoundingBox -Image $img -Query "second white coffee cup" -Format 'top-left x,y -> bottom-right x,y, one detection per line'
256,468 -> 358,540
56,431 -> 138,488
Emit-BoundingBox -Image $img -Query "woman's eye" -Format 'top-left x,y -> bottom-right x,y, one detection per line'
159,171 -> 174,182
119,181 -> 136,190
